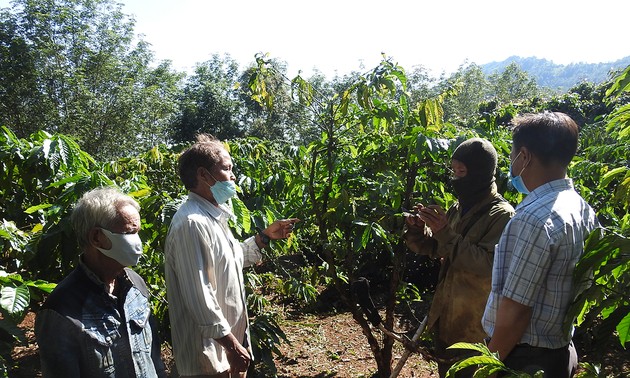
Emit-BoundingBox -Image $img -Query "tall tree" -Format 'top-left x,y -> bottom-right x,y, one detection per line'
406,64 -> 438,105
133,61 -> 185,150
488,62 -> 539,104
239,57 -> 297,141
441,62 -> 489,126
172,54 -> 244,144
0,8 -> 51,137
0,0 -> 182,158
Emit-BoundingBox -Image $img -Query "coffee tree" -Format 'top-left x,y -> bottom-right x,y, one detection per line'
0,59 -> 628,377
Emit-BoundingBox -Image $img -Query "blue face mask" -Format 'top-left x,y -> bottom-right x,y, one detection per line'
509,151 -> 530,194
206,171 -> 237,204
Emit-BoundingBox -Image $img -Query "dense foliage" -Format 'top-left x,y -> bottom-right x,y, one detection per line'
0,1 -> 629,377
0,0 -> 183,159
0,63 -> 627,377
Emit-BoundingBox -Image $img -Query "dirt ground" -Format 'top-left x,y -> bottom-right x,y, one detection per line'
9,308 -> 436,378
270,307 -> 436,378
9,306 -> 630,378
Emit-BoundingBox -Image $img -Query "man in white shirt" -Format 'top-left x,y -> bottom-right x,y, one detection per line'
165,134 -> 298,377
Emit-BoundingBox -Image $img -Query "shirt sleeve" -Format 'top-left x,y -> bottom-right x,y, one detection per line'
403,221 -> 437,257
241,235 -> 262,268
35,309 -> 81,377
167,217 -> 231,339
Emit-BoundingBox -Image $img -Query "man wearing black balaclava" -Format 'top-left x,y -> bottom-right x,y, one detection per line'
450,138 -> 499,214
404,137 -> 515,377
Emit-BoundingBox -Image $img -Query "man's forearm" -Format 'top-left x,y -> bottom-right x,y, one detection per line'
487,296 -> 533,360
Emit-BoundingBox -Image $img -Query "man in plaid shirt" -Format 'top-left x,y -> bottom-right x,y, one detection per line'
482,112 -> 600,378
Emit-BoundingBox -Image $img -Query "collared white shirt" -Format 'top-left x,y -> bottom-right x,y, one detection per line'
164,192 -> 261,375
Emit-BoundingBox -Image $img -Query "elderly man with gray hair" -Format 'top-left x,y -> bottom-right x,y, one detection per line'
35,187 -> 166,378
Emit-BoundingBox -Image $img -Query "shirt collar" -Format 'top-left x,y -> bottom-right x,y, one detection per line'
78,255 -> 131,294
187,191 -> 236,220
516,178 -> 574,211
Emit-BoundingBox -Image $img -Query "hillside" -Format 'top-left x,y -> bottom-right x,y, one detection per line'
481,55 -> 630,91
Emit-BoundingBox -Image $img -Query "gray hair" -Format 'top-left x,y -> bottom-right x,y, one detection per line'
70,187 -> 140,248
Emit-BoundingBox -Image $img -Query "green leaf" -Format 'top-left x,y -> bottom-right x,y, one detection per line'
26,280 -> 57,294
600,166 -> 628,187
415,133 -> 428,159
616,311 -> 630,348
47,173 -> 87,188
605,65 -> 630,100
361,225 -> 372,249
0,285 -> 30,316
24,203 -> 53,214
448,341 -> 492,354
473,365 -> 505,377
129,188 -> 151,198
0,126 -> 20,145
231,197 -> 251,235
447,355 -> 504,377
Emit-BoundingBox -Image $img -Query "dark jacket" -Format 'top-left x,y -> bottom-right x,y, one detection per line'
404,186 -> 515,346
35,260 -> 166,378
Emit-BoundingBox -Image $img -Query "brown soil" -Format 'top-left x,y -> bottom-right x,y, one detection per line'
270,309 -> 436,378
9,307 -> 630,378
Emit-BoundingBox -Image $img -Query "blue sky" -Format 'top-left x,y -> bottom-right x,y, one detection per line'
3,0 -> 630,78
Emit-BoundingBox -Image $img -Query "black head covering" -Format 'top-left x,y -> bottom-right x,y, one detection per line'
450,138 -> 497,211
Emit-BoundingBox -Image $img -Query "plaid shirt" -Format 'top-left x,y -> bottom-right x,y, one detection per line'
482,178 -> 599,348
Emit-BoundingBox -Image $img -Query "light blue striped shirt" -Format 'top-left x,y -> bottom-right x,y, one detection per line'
164,192 -> 261,375
482,178 -> 599,348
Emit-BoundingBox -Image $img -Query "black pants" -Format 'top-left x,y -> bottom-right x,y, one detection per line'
500,341 -> 577,378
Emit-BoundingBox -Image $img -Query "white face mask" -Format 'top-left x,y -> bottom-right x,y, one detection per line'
96,228 -> 143,266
